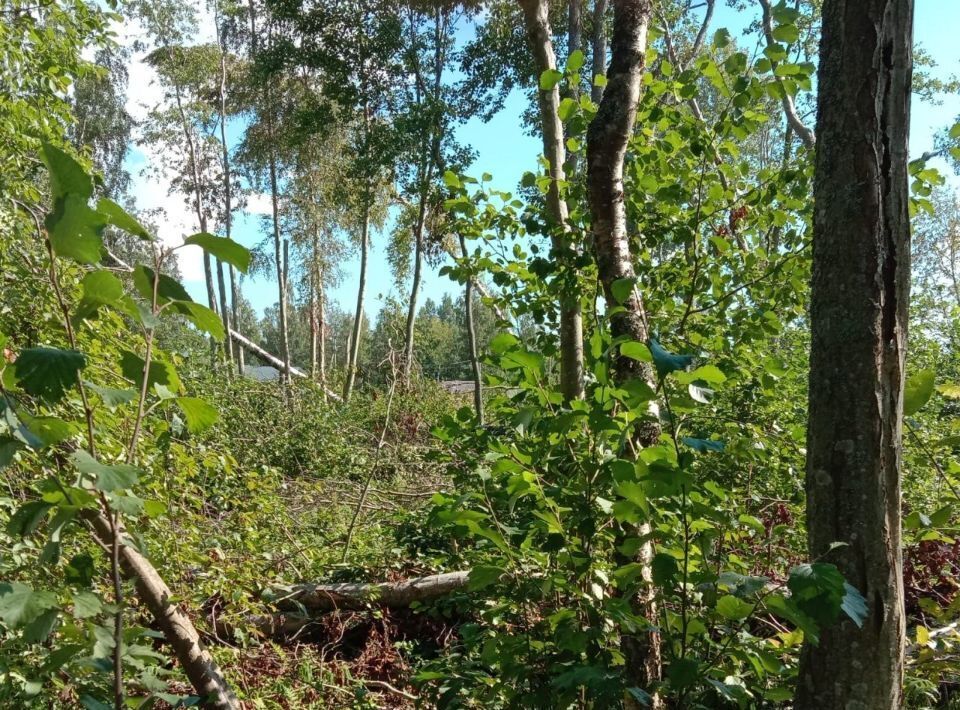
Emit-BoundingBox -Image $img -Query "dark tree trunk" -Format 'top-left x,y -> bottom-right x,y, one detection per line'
585,1 -> 660,704
795,1 -> 913,707
518,0 -> 585,401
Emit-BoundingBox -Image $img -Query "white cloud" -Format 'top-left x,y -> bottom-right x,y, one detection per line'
118,10 -> 216,282
245,192 -> 273,215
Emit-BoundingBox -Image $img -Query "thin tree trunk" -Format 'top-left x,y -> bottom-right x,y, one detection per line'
344,194 -> 370,402
591,0 -> 609,104
585,0 -> 659,703
568,0 -> 583,176
403,202 -> 427,383
309,234 -> 318,382
519,0 -> 585,401
172,79 -> 217,320
86,513 -> 239,709
230,268 -> 244,375
215,259 -> 230,364
460,235 -> 484,422
269,153 -> 291,382
318,264 -> 326,389
794,0 -> 912,706
215,12 -> 236,365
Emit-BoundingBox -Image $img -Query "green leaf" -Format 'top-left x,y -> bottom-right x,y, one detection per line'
71,450 -> 140,492
676,365 -> 726,385
14,347 -> 86,402
652,553 -> 679,586
649,338 -> 692,378
904,369 -> 935,415
23,608 -> 60,643
16,413 -> 77,449
0,436 -> 22,468
173,397 -> 218,433
787,562 -> 846,626
85,383 -> 136,410
557,97 -> 577,121
468,566 -> 505,591
949,122 -> 960,139
72,591 -> 102,619
716,594 -> 754,620
171,301 -> 225,341
771,23 -> 799,43
132,265 -> 192,303
75,270 -> 125,321
119,351 -> 180,393
539,68 -> 563,90
183,232 -> 251,273
6,501 -> 53,537
0,582 -> 58,628
713,28 -> 732,49
565,49 -> 585,73
442,170 -> 461,189
96,198 -> 150,240
46,193 -> 106,264
41,142 -> 92,199
620,341 -> 652,363
717,572 -> 769,598
611,277 -> 637,304
65,554 -> 94,587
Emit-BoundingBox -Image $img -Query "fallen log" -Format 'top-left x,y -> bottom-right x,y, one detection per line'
229,328 -> 342,401
210,571 -> 471,640
267,570 -> 470,612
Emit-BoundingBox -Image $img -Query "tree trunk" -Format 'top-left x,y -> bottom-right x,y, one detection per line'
268,152 -> 291,383
585,0 -> 660,703
591,0 -> 609,104
344,195 -> 370,402
86,512 -> 239,709
794,1 -> 912,707
460,234 -> 484,423
309,254 -> 318,381
230,267 -> 244,375
518,0 -> 585,401
403,202 -> 427,384
215,259 -> 231,364
318,265 -> 326,388
216,17 -> 236,367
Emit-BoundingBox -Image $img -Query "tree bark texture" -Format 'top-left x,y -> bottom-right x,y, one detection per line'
585,0 -> 660,702
86,513 -> 239,709
518,0 -> 585,401
795,1 -> 912,707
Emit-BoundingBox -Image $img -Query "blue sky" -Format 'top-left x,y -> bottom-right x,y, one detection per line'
127,2 -> 960,321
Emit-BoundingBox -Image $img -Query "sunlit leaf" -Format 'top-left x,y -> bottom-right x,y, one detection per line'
183,232 -> 251,273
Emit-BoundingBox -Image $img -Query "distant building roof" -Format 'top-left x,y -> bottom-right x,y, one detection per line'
244,365 -> 281,382
441,380 -> 476,394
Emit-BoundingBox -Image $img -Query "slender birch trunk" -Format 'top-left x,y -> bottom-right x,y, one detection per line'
518,0 -> 585,401
344,189 -> 370,402
460,234 -> 483,422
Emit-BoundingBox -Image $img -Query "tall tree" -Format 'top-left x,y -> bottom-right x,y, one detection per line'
586,0 -> 659,701
795,0 -> 913,706
518,0 -> 585,400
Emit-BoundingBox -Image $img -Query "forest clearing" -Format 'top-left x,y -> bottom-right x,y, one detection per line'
3,0 -> 960,707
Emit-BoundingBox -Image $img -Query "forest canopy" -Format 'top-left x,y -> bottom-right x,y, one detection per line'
2,0 -> 960,708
